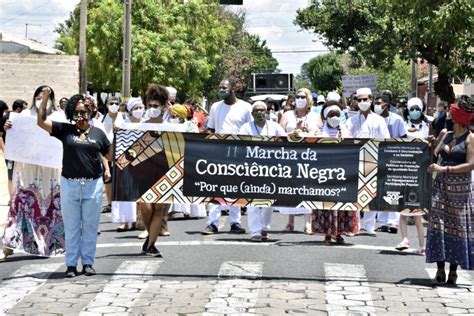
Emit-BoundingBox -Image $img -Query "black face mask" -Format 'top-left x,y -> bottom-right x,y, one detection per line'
90,110 -> 97,118
445,119 -> 454,131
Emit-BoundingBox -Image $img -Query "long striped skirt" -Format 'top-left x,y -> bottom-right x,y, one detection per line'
426,171 -> 474,270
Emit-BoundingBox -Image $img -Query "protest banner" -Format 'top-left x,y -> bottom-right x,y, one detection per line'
113,130 -> 432,212
342,73 -> 377,97
4,113 -> 63,169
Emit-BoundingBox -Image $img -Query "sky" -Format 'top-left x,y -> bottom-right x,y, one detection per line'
0,0 -> 327,75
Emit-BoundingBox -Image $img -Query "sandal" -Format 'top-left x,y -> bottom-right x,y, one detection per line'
414,248 -> 426,256
432,270 -> 446,285
395,242 -> 410,251
117,223 -> 130,232
283,223 -> 294,232
324,235 -> 331,246
333,236 -> 345,245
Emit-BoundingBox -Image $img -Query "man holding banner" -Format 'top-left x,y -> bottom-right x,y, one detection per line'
239,101 -> 286,241
346,88 -> 390,236
201,78 -> 252,235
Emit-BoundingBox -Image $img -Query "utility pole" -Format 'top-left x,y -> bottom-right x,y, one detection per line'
79,0 -> 87,94
25,23 -> 41,39
122,0 -> 132,100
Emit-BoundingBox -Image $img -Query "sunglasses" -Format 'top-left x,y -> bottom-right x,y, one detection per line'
295,96 -> 306,99
73,110 -> 89,116
409,108 -> 421,111
357,98 -> 369,102
109,102 -> 119,105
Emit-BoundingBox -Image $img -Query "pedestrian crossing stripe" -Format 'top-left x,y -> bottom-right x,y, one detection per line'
0,261 -> 473,315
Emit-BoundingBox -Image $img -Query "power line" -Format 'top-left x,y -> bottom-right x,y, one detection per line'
1,0 -> 52,25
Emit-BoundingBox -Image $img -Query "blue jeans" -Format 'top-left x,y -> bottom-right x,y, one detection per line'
60,176 -> 103,267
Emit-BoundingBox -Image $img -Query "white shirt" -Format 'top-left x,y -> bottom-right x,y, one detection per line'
405,120 -> 429,139
346,112 -> 390,138
207,99 -> 253,134
383,113 -> 407,138
239,120 -> 287,137
282,110 -> 319,134
102,113 -> 124,143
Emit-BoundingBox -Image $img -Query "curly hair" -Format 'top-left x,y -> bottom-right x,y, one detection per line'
145,84 -> 168,107
65,94 -> 85,122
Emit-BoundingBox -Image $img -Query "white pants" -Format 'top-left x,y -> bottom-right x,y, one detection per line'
207,205 -> 241,226
361,211 -> 377,233
377,211 -> 400,226
172,204 -> 206,217
247,207 -> 272,237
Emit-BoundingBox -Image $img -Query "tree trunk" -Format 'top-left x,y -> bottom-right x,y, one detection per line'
434,72 -> 455,104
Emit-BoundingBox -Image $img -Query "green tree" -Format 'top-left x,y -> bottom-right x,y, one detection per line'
55,0 -> 277,100
348,56 -> 412,99
295,0 -> 474,103
303,52 -> 344,94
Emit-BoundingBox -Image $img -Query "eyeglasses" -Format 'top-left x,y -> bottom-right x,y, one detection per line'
295,96 -> 306,99
109,102 -> 119,105
357,98 -> 369,102
73,110 -> 88,116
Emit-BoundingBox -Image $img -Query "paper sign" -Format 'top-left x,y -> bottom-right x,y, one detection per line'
342,73 -> 377,97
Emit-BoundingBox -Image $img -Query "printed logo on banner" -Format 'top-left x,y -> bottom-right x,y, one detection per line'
383,191 -> 402,205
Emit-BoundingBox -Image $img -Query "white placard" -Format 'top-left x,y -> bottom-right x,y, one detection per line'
342,73 -> 377,97
4,113 -> 63,169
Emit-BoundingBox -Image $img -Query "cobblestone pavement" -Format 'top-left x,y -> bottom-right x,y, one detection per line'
1,259 -> 473,315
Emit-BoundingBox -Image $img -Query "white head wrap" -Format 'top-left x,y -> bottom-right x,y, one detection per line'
323,105 -> 341,119
317,95 -> 326,103
252,101 -> 266,110
407,97 -> 423,111
356,87 -> 372,97
166,87 -> 177,97
326,91 -> 341,103
127,97 -> 143,112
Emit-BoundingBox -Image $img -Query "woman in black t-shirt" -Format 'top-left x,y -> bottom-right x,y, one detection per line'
37,89 -> 111,278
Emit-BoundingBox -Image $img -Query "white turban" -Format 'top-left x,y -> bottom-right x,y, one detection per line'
323,105 -> 341,119
356,87 -> 372,97
166,87 -> 177,97
317,95 -> 326,103
127,97 -> 143,112
326,91 -> 341,103
252,101 -> 266,110
407,97 -> 423,111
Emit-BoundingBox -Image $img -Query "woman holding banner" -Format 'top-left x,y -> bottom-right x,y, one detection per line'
312,96 -> 357,245
1,85 -> 65,262
427,97 -> 474,286
279,88 -> 319,234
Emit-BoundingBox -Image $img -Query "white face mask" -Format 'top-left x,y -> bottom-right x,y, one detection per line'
327,116 -> 341,129
295,98 -> 307,109
374,104 -> 384,115
108,104 -> 119,114
132,109 -> 144,119
358,101 -> 371,112
147,108 -> 161,118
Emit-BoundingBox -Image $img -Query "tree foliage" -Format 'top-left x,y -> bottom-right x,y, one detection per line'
296,0 -> 474,102
304,52 -> 344,94
55,0 -> 278,100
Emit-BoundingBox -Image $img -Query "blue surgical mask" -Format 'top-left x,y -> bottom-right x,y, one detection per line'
409,110 -> 421,121
219,90 -> 230,100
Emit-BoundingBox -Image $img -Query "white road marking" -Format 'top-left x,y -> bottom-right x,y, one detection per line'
96,240 -> 401,252
204,261 -> 263,315
80,260 -> 162,315
0,263 -> 63,316
324,263 -> 376,316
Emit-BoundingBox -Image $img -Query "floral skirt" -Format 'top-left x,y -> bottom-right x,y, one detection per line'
312,210 -> 358,236
426,172 -> 473,270
2,162 -> 65,256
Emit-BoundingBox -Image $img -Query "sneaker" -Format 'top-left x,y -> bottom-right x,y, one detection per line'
395,242 -> 410,251
146,245 -> 163,258
159,229 -> 170,237
82,265 -> 96,276
141,238 -> 149,254
65,266 -> 78,278
230,223 -> 246,234
201,224 -> 218,235
250,235 -> 262,242
138,230 -> 148,239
